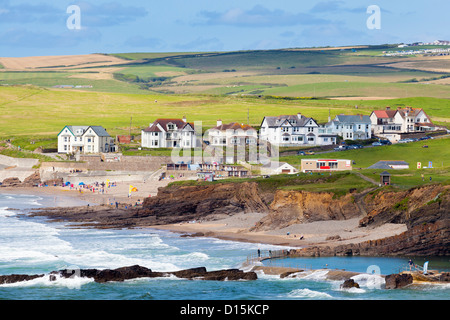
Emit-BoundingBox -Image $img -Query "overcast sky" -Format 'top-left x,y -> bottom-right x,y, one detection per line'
0,0 -> 449,57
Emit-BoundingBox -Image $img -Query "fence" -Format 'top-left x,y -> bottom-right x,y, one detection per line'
245,249 -> 314,271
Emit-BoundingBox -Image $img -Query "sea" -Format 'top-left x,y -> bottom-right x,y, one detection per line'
0,192 -> 449,306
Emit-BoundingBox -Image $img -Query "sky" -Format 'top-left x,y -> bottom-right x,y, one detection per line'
0,0 -> 449,57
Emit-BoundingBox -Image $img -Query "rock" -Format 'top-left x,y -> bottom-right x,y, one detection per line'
326,235 -> 341,241
1,177 -> 22,187
1,265 -> 257,285
385,273 -> 413,289
438,272 -> 450,282
0,274 -> 44,284
340,279 -> 360,289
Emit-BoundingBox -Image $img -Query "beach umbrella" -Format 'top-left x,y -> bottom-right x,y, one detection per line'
79,182 -> 85,185
65,182 -> 70,186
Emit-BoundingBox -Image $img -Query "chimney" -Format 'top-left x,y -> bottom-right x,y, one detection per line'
386,107 -> 390,110
297,113 -> 302,119
182,116 -> 187,123
216,119 -> 222,127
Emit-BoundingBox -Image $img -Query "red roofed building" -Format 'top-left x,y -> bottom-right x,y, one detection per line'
207,120 -> 258,147
141,116 -> 197,148
370,107 -> 436,142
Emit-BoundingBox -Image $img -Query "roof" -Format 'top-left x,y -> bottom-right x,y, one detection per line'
372,110 -> 397,119
380,171 -> 391,176
144,118 -> 192,132
59,125 -> 110,137
368,160 -> 409,169
334,114 -> 371,124
87,126 -> 111,137
212,122 -> 255,131
262,114 -> 315,128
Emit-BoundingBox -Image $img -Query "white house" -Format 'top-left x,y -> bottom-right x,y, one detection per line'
260,161 -> 298,175
57,126 -> 116,154
207,120 -> 258,147
370,107 -> 436,142
260,113 -> 337,147
141,117 -> 197,148
325,114 -> 372,140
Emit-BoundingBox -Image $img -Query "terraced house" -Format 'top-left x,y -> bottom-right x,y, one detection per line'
259,113 -> 336,147
57,126 -> 116,154
141,117 -> 197,148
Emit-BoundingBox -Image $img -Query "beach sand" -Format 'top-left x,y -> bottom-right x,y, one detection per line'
0,180 -> 408,249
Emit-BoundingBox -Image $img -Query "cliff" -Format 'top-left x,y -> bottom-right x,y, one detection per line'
138,181 -> 270,224
251,190 -> 362,231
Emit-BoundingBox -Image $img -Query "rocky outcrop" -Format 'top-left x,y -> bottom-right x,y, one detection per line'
1,171 -> 42,187
138,182 -> 270,225
291,185 -> 449,257
0,265 -> 257,285
385,273 -> 413,289
252,190 -> 361,231
340,279 -> 360,289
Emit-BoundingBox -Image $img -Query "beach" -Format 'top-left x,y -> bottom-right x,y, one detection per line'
0,180 -> 408,249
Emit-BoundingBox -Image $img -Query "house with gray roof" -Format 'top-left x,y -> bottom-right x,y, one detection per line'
260,113 -> 336,147
325,114 -> 372,140
58,125 -> 116,154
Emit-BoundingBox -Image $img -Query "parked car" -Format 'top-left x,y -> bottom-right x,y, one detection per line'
419,136 -> 431,141
305,151 -> 315,155
334,146 -> 348,151
348,144 -> 363,149
372,142 -> 383,146
380,140 -> 392,145
297,151 -> 306,155
398,139 -> 411,143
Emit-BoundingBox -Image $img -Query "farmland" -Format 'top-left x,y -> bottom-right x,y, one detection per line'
0,45 -> 449,164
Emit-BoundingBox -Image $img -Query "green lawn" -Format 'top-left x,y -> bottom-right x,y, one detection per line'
280,136 -> 450,169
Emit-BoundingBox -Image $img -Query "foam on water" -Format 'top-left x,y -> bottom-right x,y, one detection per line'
287,288 -> 333,299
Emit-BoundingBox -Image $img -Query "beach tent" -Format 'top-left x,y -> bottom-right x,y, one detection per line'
65,182 -> 70,186
78,182 -> 85,185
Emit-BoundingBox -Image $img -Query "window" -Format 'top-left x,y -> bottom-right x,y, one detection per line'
168,124 -> 174,130
283,137 -> 289,142
316,162 -> 326,168
330,162 -> 338,169
308,137 -> 314,142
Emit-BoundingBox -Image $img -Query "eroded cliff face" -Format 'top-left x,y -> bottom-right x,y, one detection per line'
252,190 -> 361,231
139,181 -> 270,224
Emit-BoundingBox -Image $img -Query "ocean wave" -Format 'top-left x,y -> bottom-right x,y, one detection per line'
287,288 -> 333,299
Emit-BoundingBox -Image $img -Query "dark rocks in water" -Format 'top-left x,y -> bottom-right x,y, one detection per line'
0,274 -> 44,284
340,278 -> 360,289
385,273 -> 413,289
0,265 -> 257,285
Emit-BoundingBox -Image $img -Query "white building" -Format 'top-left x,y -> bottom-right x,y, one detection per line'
57,126 -> 116,154
141,117 -> 197,148
325,114 -> 372,140
260,113 -> 337,147
370,107 -> 436,142
260,161 -> 298,175
207,120 -> 258,147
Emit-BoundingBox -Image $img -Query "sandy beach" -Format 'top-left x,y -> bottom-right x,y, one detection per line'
0,180 -> 408,249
